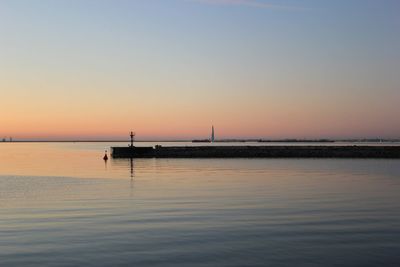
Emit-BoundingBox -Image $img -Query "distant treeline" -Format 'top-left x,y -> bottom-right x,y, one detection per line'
191,138 -> 400,143
258,139 -> 334,143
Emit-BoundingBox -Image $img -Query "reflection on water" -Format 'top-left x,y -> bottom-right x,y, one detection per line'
130,158 -> 135,179
0,143 -> 400,266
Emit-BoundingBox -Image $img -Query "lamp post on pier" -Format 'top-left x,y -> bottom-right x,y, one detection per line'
130,131 -> 135,147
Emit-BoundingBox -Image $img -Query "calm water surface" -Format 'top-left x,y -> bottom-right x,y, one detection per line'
0,143 -> 399,266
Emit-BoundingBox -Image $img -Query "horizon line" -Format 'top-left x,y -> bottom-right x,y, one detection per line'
2,138 -> 400,143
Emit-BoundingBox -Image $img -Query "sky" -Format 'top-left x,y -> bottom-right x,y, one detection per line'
1,0 -> 399,140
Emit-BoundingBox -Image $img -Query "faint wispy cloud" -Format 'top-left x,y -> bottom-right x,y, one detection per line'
186,0 -> 306,10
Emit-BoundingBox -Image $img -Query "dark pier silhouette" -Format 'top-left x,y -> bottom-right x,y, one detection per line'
111,145 -> 400,159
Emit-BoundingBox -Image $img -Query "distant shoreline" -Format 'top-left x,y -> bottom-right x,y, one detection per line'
1,139 -> 400,143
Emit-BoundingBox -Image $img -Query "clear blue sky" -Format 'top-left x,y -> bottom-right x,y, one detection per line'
1,0 -> 399,140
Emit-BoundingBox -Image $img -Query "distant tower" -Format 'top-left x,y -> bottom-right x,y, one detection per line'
211,126 -> 215,143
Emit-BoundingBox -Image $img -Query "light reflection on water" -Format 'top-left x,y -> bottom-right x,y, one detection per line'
0,143 -> 400,266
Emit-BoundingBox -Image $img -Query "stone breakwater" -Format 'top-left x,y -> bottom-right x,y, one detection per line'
111,146 -> 400,158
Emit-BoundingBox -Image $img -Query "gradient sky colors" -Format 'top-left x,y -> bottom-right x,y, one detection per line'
1,0 -> 399,140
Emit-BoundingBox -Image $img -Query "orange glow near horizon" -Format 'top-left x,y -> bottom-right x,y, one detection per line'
2,81 -> 400,140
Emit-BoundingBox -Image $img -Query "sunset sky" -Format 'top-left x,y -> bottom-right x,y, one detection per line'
1,0 -> 399,140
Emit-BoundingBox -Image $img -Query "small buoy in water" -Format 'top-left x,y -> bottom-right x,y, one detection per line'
103,150 -> 108,161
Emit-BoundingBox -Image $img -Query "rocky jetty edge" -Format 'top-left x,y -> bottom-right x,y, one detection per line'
111,145 -> 400,158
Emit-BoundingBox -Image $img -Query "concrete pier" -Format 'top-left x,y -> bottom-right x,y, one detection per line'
111,145 -> 400,158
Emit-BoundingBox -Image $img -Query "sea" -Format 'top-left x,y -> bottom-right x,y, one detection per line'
1,142 -> 399,266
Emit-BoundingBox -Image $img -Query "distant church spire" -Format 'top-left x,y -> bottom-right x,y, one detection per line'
211,125 -> 215,143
